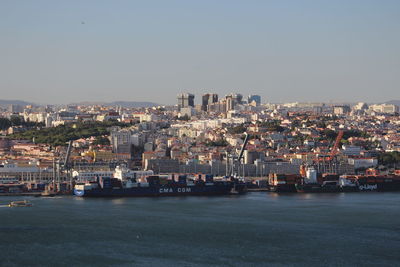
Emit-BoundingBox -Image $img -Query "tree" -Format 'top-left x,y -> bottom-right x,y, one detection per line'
378,152 -> 400,166
228,124 -> 246,134
316,121 -> 326,128
260,120 -> 284,132
11,121 -> 127,146
0,118 -> 11,130
10,116 -> 23,126
205,139 -> 229,147
322,129 -> 337,141
291,120 -> 301,128
343,130 -> 369,140
175,115 -> 190,121
92,136 -> 110,146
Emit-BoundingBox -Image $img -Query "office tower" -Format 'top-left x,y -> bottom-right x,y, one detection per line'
225,93 -> 243,111
177,93 -> 195,109
201,93 -> 218,111
248,95 -> 261,106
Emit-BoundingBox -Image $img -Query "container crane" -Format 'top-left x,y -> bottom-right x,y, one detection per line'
328,130 -> 344,161
63,140 -> 73,170
314,130 -> 344,174
42,140 -> 74,196
227,132 -> 250,178
238,133 -> 250,164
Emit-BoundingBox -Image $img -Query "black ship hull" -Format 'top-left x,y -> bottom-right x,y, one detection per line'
74,182 -> 243,197
268,184 -> 297,193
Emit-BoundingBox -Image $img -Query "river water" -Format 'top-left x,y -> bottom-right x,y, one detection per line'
1,192 -> 400,266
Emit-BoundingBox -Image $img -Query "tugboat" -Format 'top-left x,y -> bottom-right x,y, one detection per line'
8,200 -> 33,207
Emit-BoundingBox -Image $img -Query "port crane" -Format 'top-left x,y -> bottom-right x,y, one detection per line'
226,132 -> 250,178
328,130 -> 344,161
55,140 -> 73,182
44,140 -> 74,196
63,140 -> 73,170
314,129 -> 344,174
300,130 -> 345,177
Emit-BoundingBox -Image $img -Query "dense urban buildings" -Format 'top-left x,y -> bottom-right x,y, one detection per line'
0,92 -> 398,197
0,94 -> 399,189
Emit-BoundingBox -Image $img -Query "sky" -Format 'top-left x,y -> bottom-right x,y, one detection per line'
0,0 -> 399,105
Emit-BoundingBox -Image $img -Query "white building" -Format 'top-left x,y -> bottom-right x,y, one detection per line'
333,105 -> 351,115
111,128 -> 133,153
342,145 -> 362,156
369,104 -> 399,114
348,158 -> 378,169
179,107 -> 195,118
353,102 -> 369,111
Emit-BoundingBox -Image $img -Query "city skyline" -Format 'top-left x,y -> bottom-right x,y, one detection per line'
0,95 -> 399,108
1,1 -> 400,104
1,2 -> 400,266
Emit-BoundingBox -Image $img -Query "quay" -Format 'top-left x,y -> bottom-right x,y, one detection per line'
0,192 -> 41,197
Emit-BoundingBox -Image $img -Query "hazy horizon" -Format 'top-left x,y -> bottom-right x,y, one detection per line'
1,0 -> 399,105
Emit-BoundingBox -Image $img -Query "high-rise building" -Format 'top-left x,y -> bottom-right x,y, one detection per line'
111,127 -> 133,154
201,93 -> 218,111
8,104 -> 24,113
233,93 -> 243,104
333,105 -> 351,115
226,95 -> 235,111
177,93 -> 195,109
225,93 -> 243,111
248,95 -> 261,106
208,100 -> 226,113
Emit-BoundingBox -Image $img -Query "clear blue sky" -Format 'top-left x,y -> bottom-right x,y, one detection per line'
1,0 -> 399,104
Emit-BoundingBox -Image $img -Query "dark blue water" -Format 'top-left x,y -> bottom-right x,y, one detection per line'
1,193 -> 400,266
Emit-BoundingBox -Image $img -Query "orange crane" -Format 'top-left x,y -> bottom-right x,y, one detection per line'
312,130 -> 344,175
328,130 -> 344,161
314,129 -> 344,162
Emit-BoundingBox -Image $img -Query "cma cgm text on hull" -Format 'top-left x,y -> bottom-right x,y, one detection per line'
74,169 -> 246,197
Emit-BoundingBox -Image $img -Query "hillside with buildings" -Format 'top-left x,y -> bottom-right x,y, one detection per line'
0,93 -> 399,187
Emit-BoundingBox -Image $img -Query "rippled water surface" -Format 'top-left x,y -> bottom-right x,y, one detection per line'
1,192 -> 400,266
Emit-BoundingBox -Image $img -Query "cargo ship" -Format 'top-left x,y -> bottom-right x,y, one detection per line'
340,169 -> 400,192
295,167 -> 344,193
74,166 -> 246,197
270,167 -> 400,193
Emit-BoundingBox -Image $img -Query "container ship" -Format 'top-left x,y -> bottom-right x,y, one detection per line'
269,167 -> 400,193
295,167 -> 345,193
340,169 -> 400,192
73,166 -> 246,197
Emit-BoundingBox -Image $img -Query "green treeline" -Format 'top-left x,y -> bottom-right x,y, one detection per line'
0,116 -> 44,130
11,121 -> 129,146
321,129 -> 369,141
378,152 -> 400,166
